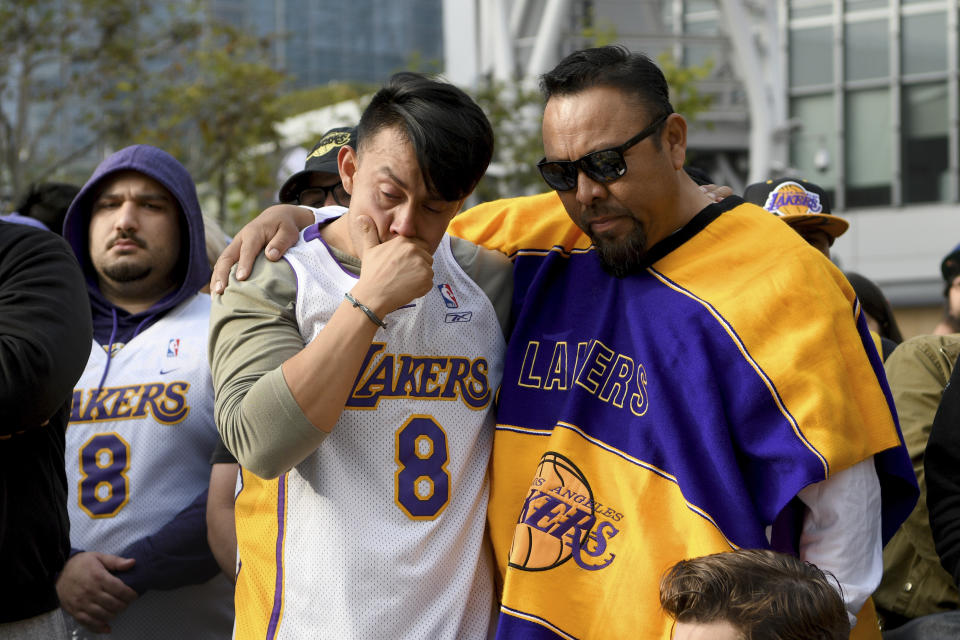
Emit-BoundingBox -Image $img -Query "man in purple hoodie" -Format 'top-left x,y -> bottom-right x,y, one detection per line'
57,145 -> 232,638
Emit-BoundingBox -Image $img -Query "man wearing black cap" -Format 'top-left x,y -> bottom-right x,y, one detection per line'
743,176 -> 848,258
278,126 -> 356,208
933,244 -> 960,335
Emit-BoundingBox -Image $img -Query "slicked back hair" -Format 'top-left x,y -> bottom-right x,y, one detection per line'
660,549 -> 850,640
357,72 -> 494,203
540,45 -> 674,147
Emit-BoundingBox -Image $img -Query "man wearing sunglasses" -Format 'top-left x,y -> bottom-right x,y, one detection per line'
278,126 -> 356,208
447,45 -> 915,640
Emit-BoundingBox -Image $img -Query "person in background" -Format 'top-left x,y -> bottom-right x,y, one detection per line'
0,220 -> 92,638
846,271 -> 904,354
660,549 -> 850,640
278,126 -> 356,208
872,334 -> 960,631
933,244 -> 960,336
743,177 -> 847,258
56,144 -> 232,638
891,354 -> 960,638
2,181 -> 81,234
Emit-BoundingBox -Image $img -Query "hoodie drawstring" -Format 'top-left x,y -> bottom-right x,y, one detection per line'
95,309 -> 119,392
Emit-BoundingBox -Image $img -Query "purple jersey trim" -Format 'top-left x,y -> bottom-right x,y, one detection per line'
302,223 -> 323,243
266,473 -> 287,640
300,216 -> 359,279
496,605 -> 576,639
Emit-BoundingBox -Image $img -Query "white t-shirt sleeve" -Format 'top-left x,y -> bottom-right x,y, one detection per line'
797,456 -> 882,626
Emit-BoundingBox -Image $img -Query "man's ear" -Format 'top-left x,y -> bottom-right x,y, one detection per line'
338,145 -> 358,194
663,113 -> 688,171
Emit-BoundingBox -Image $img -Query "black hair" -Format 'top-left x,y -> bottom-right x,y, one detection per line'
13,181 -> 81,235
845,272 -> 904,344
357,72 -> 494,202
540,45 -> 674,129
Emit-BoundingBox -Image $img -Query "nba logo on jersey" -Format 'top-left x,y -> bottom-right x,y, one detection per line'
167,338 -> 180,357
437,283 -> 459,308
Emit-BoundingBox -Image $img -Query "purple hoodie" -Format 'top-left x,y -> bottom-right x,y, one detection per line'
63,144 -> 211,350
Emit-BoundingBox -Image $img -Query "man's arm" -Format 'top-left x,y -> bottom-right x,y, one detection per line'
112,489 -> 221,593
207,461 -> 239,583
797,458 -> 883,624
0,225 -> 91,431
210,204 -> 313,294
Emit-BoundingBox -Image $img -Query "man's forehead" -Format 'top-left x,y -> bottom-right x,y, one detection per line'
95,170 -> 172,199
543,87 -> 648,151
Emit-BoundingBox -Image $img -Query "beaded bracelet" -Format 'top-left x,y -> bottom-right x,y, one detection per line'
344,292 -> 387,329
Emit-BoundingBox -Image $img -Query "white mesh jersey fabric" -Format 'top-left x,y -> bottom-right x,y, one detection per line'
65,294 -> 233,639
256,229 -> 505,640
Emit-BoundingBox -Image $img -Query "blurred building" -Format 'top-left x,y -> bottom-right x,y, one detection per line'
208,0 -> 444,86
446,0 -> 960,333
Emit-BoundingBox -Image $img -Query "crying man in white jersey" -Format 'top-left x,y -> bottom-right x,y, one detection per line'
209,72 -> 511,639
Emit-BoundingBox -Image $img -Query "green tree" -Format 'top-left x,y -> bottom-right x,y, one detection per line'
470,76 -> 545,202
0,1 -> 289,231
117,23 -> 288,230
0,1 -> 210,197
657,51 -> 715,124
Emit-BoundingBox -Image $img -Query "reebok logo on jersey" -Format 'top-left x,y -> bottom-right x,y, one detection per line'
167,338 -> 180,357
444,312 -> 473,323
437,283 -> 459,308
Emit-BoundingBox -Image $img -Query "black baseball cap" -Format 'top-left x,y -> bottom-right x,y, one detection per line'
941,242 -> 960,282
743,177 -> 849,240
279,126 -> 357,203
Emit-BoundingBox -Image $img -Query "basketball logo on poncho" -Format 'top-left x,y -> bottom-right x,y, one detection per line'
508,452 -> 596,570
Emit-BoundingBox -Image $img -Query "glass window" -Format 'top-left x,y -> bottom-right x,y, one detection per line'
685,0 -> 716,12
845,0 -> 888,9
903,83 -> 949,203
790,94 -> 838,195
846,89 -> 892,207
902,12 -> 947,75
845,20 -> 889,81
790,27 -> 834,87
684,17 -> 719,67
790,0 -> 832,19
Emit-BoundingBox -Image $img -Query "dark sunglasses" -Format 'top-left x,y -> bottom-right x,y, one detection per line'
297,182 -> 350,207
536,112 -> 671,192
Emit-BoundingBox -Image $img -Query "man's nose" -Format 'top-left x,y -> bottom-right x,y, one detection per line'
114,200 -> 140,231
389,204 -> 417,237
575,170 -> 608,206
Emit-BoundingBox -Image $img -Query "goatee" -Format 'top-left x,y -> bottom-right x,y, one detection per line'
590,220 -> 648,278
102,262 -> 152,283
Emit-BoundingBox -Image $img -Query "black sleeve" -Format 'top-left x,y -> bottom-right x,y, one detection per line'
0,223 -> 92,433
209,435 -> 238,465
925,354 -> 960,587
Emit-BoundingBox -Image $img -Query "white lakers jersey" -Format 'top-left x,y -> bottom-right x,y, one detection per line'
66,294 -> 232,639
233,225 -> 505,640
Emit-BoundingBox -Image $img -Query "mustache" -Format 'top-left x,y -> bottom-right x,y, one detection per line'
108,230 -> 146,249
580,203 -> 628,222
